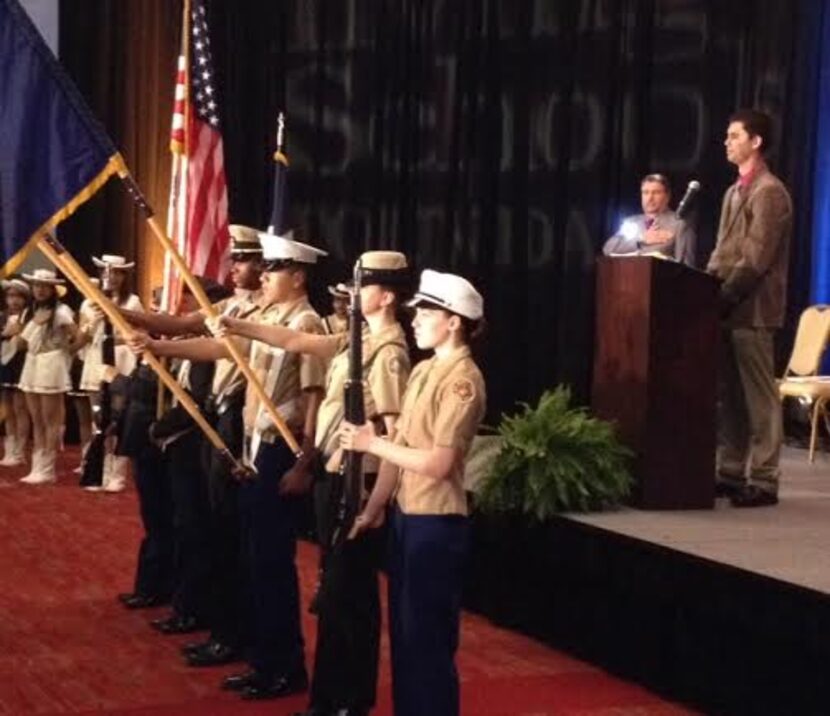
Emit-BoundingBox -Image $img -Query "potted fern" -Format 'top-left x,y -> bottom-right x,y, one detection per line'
464,386 -> 633,624
474,385 -> 633,517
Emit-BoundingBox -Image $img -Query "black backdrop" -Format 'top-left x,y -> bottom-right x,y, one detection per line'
60,0 -> 819,420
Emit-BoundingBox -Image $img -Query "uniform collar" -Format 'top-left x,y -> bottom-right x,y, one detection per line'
366,320 -> 406,348
276,295 -> 313,323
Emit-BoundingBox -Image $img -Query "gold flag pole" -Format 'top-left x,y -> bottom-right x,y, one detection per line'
36,234 -> 246,473
119,172 -> 302,456
156,0 -> 192,421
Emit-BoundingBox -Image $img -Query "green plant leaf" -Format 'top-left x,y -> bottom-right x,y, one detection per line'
475,385 -> 634,519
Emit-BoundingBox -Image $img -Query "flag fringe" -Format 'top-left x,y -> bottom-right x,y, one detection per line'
1,153 -> 126,278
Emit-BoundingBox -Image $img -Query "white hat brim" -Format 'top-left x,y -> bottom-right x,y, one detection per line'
92,256 -> 135,270
22,273 -> 65,285
1,279 -> 31,294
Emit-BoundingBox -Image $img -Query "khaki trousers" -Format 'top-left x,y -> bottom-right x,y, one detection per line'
716,328 -> 782,493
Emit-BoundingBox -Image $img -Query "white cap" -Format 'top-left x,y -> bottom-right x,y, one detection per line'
257,230 -> 328,266
408,269 -> 484,320
92,254 -> 135,269
228,224 -> 262,254
22,268 -> 65,285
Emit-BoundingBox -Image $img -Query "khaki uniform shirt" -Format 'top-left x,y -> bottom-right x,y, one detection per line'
204,290 -> 262,400
322,313 -> 348,335
394,345 -> 486,516
315,322 -> 410,471
243,297 -> 326,439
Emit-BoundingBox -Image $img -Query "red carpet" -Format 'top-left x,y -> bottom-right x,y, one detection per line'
0,449 -> 697,716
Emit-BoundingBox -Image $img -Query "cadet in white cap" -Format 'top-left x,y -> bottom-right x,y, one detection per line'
220,250 -> 411,716
131,229 -> 328,700
17,268 -> 82,485
73,254 -> 143,491
120,226 -> 266,649
0,276 -> 32,467
341,268 -> 487,716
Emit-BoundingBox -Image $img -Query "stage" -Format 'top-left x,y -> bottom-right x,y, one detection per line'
572,446 -> 830,594
465,445 -> 830,716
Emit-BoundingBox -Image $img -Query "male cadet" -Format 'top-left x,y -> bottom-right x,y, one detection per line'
132,231 -> 327,700
147,277 -> 231,635
707,109 -> 792,508
322,283 -> 349,335
603,173 -> 696,266
122,225 -> 263,656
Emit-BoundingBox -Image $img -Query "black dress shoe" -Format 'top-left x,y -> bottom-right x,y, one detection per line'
124,594 -> 165,609
151,614 -> 205,635
293,708 -> 369,716
730,485 -> 778,508
186,641 -> 240,667
222,670 -> 258,691
715,482 -> 743,498
241,669 -> 308,700
118,592 -> 136,605
180,639 -> 211,656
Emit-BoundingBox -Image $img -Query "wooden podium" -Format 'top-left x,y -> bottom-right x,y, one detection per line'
591,256 -> 719,509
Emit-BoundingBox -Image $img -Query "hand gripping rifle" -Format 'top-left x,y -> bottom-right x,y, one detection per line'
80,264 -> 116,487
331,260 -> 364,549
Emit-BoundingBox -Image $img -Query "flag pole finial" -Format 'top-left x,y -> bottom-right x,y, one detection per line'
276,112 -> 285,152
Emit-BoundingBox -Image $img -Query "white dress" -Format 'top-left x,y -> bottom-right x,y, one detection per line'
79,293 -> 143,392
18,303 -> 75,394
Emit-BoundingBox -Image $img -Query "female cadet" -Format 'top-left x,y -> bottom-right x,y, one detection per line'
76,254 -> 143,492
0,276 -> 32,467
341,269 -> 486,716
219,250 -> 411,716
17,268 -> 80,484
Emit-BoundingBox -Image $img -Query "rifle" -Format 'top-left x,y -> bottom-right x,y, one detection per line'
330,259 -> 364,549
79,266 -> 116,487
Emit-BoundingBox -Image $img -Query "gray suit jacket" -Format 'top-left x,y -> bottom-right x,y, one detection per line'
602,210 -> 696,266
706,168 -> 792,328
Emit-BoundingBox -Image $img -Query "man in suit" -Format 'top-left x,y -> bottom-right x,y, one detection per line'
707,109 -> 793,508
603,173 -> 696,266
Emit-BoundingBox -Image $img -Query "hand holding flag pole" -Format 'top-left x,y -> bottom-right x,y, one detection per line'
35,233 -> 247,474
118,172 -> 302,457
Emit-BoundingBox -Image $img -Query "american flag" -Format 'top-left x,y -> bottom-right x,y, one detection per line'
162,0 -> 230,312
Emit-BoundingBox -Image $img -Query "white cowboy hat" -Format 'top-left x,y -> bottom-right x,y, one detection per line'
22,268 -> 66,285
92,254 -> 135,270
0,277 -> 31,295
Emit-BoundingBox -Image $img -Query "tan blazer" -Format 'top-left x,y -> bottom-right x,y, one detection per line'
706,167 -> 792,328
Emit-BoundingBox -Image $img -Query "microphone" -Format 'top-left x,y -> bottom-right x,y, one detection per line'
675,180 -> 701,219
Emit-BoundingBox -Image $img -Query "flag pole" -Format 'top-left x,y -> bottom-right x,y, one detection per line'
156,0 -> 193,420
36,233 -> 247,473
118,171 -> 302,457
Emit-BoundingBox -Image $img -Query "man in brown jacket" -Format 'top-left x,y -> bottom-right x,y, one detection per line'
707,109 -> 792,507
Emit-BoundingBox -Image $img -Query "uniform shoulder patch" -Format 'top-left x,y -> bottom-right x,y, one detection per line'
451,378 -> 475,403
386,353 -> 405,375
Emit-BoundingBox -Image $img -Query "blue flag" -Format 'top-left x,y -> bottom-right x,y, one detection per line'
0,0 -> 125,275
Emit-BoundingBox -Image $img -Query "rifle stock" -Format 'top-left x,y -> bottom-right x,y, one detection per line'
331,260 -> 364,548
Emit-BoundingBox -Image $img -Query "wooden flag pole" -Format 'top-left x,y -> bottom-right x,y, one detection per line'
118,173 -> 302,457
36,234 -> 247,473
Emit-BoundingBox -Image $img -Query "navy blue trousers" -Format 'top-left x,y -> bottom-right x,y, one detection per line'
389,509 -> 469,716
239,439 -> 305,679
131,449 -> 174,599
203,401 -> 245,648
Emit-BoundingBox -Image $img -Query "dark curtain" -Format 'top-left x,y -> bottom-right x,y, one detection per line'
60,0 -> 814,419
59,0 -> 179,303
